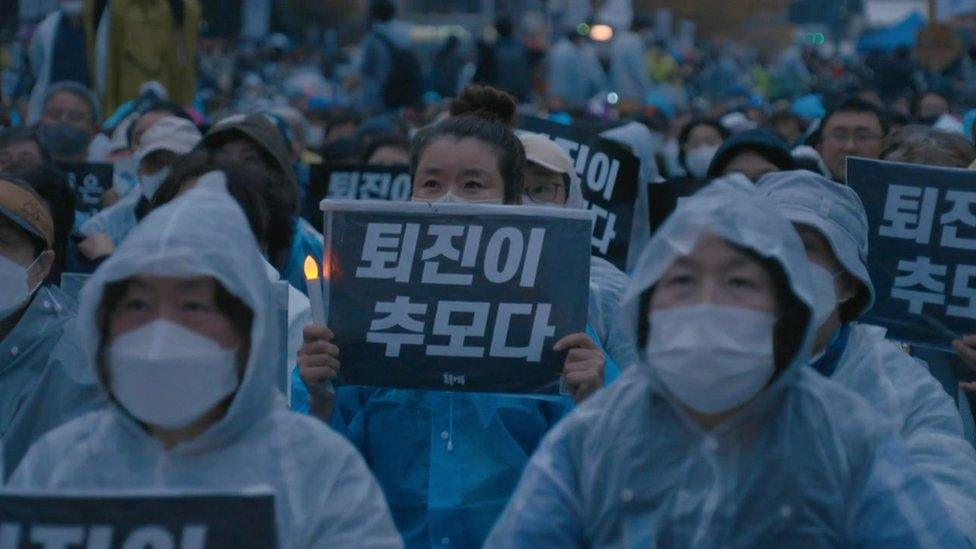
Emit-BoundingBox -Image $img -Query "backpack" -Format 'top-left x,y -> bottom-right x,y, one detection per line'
374,31 -> 423,110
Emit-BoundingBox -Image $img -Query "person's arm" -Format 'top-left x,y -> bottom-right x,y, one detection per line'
555,333 -> 605,403
297,324 -> 341,421
850,437 -> 969,547
484,430 -> 586,547
952,334 -> 976,392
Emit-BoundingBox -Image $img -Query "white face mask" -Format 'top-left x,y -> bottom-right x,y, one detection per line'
685,144 -> 720,180
138,167 -> 171,200
646,303 -> 776,415
0,253 -> 41,320
419,191 -> 503,205
109,320 -> 240,430
808,263 -> 844,326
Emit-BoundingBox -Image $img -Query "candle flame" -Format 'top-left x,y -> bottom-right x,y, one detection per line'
303,255 -> 319,280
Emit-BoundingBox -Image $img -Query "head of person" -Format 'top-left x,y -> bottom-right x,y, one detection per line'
37,81 -> 101,162
60,0 -> 85,17
152,152 -> 290,262
755,170 -> 874,355
678,119 -> 729,181
767,109 -> 805,145
82,174 -> 278,446
518,133 -> 581,208
0,127 -> 49,170
707,129 -> 798,182
623,180 -> 814,426
495,15 -> 514,39
815,98 -> 888,182
913,90 -> 951,125
134,117 -> 202,200
882,125 -> 976,169
410,85 -> 525,205
369,0 -> 396,24
4,163 -> 74,284
362,133 -> 410,166
0,176 -> 56,322
127,100 -> 192,151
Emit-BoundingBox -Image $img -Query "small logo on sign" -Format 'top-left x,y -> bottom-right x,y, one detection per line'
443,373 -> 466,387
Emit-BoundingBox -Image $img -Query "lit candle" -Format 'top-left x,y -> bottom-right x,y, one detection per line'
303,256 -> 326,325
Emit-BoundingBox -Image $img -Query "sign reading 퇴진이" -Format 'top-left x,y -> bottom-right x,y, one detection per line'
304,163 -> 412,230
0,492 -> 276,548
517,116 -> 640,270
58,162 -> 114,217
321,200 -> 592,394
847,158 -> 976,350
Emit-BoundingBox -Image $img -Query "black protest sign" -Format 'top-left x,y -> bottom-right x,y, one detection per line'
646,179 -> 708,233
321,200 -> 592,394
58,162 -> 113,217
0,492 -> 276,548
848,158 -> 976,350
517,116 -> 640,270
305,163 -> 411,230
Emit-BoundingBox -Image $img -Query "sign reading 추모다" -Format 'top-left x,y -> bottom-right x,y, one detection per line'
319,200 -> 593,395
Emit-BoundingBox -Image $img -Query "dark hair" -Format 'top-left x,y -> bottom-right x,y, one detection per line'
816,97 -> 889,143
678,118 -> 729,170
369,0 -> 396,23
411,85 -> 525,203
636,245 -> 811,376
362,133 -> 410,164
96,279 -> 253,389
0,127 -> 52,165
126,100 -> 193,148
4,164 -> 74,263
495,15 -> 514,38
150,152 -> 280,257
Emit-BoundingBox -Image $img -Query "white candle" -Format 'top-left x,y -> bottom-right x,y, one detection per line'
303,256 -> 326,325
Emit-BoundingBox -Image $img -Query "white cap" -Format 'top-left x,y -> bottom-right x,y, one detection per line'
135,117 -> 202,166
519,133 -> 584,209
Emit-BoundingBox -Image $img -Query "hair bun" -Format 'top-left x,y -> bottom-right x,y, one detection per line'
450,85 -> 517,127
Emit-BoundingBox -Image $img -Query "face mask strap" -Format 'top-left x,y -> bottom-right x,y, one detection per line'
24,250 -> 50,295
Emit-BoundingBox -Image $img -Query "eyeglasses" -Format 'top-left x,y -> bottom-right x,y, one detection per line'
824,130 -> 883,145
523,182 -> 564,204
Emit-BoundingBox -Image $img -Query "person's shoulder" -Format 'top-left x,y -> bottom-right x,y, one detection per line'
846,324 -> 936,383
268,408 -> 359,457
26,409 -> 113,456
549,368 -> 652,443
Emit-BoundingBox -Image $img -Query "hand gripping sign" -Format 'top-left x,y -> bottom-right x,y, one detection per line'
847,158 -> 976,351
0,491 -> 276,548
315,200 -> 593,394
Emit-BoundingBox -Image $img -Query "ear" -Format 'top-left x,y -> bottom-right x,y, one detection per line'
27,250 -> 55,290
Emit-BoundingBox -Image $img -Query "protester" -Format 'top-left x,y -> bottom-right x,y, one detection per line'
0,174 -> 102,480
0,128 -> 48,170
706,128 -> 798,181
882,125 -> 976,168
358,0 -> 418,113
609,17 -> 653,107
492,16 -> 531,103
519,132 -> 636,368
36,81 -> 102,164
5,163 -> 75,285
677,118 -> 729,182
27,0 -> 91,125
757,170 -> 976,542
7,174 -> 402,547
546,29 -> 607,112
914,90 -> 952,125
196,112 -> 322,296
428,36 -> 465,100
296,86 -> 608,547
814,98 -> 888,182
98,0 -> 201,115
485,180 -> 968,547
362,133 -> 410,166
77,116 -> 201,259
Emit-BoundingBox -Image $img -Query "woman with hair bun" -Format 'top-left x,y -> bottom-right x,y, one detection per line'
295,86 -> 610,547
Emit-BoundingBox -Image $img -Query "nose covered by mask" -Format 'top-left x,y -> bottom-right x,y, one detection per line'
0,253 -> 41,320
808,263 -> 845,326
417,191 -> 503,205
684,144 -> 720,180
109,320 -> 240,430
38,123 -> 91,158
645,303 -> 777,415
138,167 -> 171,200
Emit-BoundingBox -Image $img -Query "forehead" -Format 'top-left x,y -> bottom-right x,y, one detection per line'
823,110 -> 881,131
418,137 -> 500,171
726,150 -> 776,168
688,125 -> 721,141
672,232 -> 764,270
124,274 -> 217,293
45,91 -> 90,112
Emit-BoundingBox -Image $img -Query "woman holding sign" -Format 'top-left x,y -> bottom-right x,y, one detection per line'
297,86 -> 608,547
8,174 -> 401,548
486,180 -> 967,546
